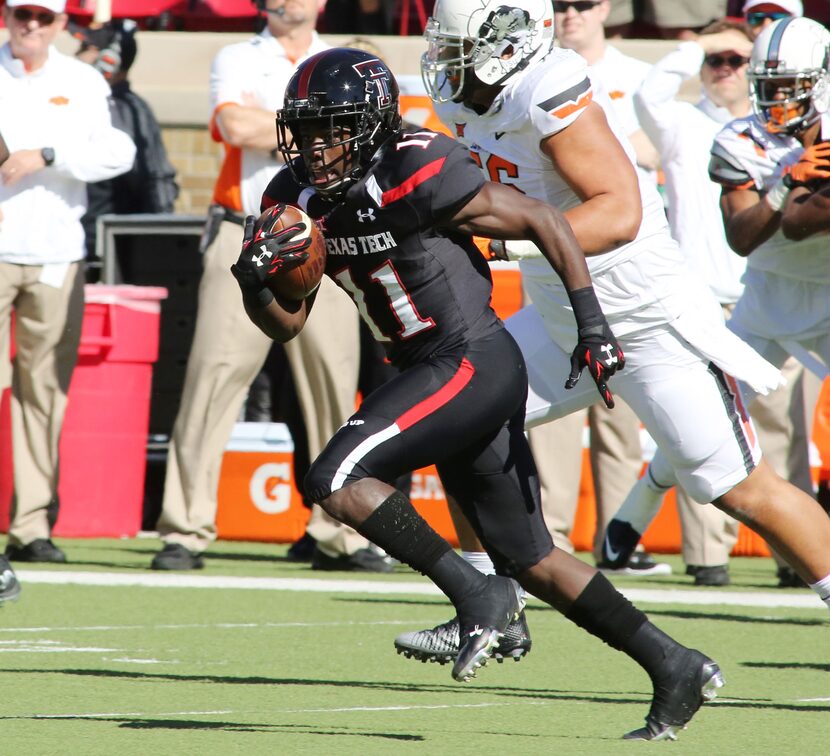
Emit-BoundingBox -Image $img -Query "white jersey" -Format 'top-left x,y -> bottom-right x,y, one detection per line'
711,112 -> 830,348
434,48 -> 782,397
434,49 -> 679,341
711,112 -> 830,285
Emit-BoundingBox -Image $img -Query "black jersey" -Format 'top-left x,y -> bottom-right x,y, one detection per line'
262,127 -> 502,369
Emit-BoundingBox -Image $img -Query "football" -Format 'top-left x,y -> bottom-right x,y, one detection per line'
258,204 -> 327,301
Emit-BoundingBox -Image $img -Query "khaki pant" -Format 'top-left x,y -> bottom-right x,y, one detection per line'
0,261 -> 84,547
530,396 -> 643,562
157,218 -> 362,554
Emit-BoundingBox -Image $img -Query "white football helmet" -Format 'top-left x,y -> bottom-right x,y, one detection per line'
421,0 -> 555,103
748,16 -> 830,135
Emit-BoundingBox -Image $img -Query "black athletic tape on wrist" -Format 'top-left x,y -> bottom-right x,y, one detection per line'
242,286 -> 275,309
568,286 -> 605,331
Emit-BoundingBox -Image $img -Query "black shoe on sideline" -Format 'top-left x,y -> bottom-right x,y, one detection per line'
310,546 -> 393,573
5,538 -> 66,564
151,543 -> 204,571
287,532 -> 317,562
777,566 -> 808,588
687,564 -> 730,587
0,556 -> 21,605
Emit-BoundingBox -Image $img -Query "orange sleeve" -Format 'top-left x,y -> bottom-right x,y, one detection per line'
209,102 -> 243,212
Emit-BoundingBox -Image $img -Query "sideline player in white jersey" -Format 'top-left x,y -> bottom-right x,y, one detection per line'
604,17 -> 830,603
394,0 -> 830,705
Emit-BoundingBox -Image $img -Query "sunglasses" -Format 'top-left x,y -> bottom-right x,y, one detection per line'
704,54 -> 749,69
11,7 -> 57,25
553,1 -> 601,12
746,11 -> 789,26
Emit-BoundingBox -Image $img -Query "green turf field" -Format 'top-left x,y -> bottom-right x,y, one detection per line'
0,538 -> 827,755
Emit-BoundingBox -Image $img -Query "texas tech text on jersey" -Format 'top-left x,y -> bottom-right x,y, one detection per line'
262,127 -> 504,369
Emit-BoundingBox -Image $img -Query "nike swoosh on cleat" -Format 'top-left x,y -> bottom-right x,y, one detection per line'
604,533 -> 621,563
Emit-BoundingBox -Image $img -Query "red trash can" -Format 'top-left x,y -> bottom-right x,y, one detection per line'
0,284 -> 168,537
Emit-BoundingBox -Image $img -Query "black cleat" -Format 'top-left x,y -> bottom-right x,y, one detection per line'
623,649 -> 725,741
394,611 -> 532,665
0,556 -> 21,605
600,519 -> 643,570
452,576 -> 524,683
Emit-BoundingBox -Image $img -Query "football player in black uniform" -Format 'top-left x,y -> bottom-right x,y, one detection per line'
231,48 -> 720,736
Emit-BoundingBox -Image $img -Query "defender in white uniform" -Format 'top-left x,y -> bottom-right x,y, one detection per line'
395,0 -> 830,708
606,17 -> 830,585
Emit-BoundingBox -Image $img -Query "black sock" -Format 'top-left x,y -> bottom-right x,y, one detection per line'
565,573 -> 684,680
565,572 -> 649,650
357,491 -> 487,604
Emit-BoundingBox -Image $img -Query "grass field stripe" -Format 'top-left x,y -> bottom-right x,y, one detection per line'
14,569 -> 828,609
0,619 -> 439,633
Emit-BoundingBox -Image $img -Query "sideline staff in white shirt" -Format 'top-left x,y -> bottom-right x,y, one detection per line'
0,0 -> 136,563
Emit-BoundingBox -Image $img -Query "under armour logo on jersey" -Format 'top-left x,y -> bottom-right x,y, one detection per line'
357,208 -> 376,223
251,245 -> 273,267
600,343 -> 618,366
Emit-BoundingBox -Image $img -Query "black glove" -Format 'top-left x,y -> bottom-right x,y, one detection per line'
230,205 -> 312,307
565,287 -> 625,409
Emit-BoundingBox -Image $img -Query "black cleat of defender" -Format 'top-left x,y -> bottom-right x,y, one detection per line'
623,649 -> 725,741
601,518 -> 643,570
394,611 -> 532,665
452,575 -> 524,682
0,556 -> 21,605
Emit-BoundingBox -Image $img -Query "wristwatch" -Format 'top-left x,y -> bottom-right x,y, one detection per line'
41,147 -> 55,166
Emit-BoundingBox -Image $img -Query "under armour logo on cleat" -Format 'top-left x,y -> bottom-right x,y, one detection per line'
467,626 -> 484,637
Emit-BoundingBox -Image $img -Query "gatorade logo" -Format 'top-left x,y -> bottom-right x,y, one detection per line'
250,463 -> 293,515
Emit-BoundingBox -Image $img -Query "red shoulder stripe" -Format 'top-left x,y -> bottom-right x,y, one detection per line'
381,157 -> 446,206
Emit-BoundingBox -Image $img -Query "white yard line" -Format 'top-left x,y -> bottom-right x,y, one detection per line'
15,569 -> 828,610
8,696 -> 830,721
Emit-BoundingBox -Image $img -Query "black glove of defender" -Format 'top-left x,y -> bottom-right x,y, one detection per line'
565,287 -> 625,409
